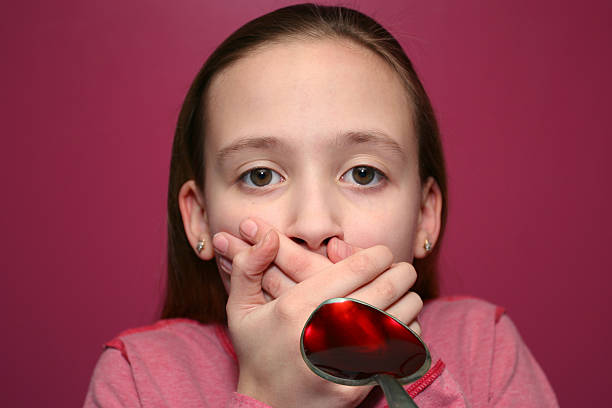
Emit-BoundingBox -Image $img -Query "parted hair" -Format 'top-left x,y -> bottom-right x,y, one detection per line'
161,3 -> 448,323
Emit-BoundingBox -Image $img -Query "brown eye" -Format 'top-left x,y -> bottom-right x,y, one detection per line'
250,168 -> 272,186
242,167 -> 283,188
351,166 -> 375,185
341,166 -> 385,187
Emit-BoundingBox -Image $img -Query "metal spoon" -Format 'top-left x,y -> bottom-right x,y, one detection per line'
300,298 -> 431,407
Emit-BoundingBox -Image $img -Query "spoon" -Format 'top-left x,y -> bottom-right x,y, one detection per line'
300,298 -> 431,407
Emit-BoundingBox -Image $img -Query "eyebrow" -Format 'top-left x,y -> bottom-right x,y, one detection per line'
215,136 -> 284,162
214,130 -> 407,162
336,130 -> 407,158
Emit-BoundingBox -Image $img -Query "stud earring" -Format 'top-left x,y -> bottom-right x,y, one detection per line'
424,239 -> 432,252
196,239 -> 206,253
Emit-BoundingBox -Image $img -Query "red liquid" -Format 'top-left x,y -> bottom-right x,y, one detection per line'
302,299 -> 427,380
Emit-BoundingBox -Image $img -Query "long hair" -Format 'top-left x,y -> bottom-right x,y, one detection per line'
162,3 -> 448,323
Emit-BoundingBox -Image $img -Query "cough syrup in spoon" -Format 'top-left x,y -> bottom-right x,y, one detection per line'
301,298 -> 431,407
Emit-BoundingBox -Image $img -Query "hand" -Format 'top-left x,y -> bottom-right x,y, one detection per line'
212,217 -> 333,300
216,218 -> 423,407
213,218 -> 422,333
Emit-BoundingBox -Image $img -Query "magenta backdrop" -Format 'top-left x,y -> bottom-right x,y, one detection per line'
1,0 -> 610,406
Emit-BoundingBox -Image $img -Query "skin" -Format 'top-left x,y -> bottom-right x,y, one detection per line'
177,38 -> 442,407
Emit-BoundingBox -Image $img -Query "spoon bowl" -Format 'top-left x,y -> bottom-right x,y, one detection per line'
300,298 -> 431,407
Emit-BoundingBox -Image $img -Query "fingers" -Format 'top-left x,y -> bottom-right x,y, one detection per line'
213,219 -> 362,288
237,218 -> 330,282
212,232 -> 249,278
348,262 -> 417,311
344,260 -> 423,337
227,230 -> 280,313
212,231 -> 297,299
261,266 -> 297,299
289,245 -> 394,304
408,320 -> 422,336
327,237 -> 362,263
385,291 -> 424,335
215,220 -> 414,315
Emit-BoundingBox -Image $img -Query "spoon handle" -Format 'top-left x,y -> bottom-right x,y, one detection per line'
374,374 -> 418,408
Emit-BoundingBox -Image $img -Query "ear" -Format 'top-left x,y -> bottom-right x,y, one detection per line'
413,177 -> 443,259
177,180 -> 215,261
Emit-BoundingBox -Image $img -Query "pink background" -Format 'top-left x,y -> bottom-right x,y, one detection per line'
1,1 -> 610,406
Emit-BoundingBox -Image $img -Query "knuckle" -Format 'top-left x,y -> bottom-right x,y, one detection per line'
262,271 -> 282,298
347,252 -> 374,276
376,279 -> 397,301
274,296 -> 299,322
231,250 -> 261,282
232,244 -> 272,277
231,251 -> 248,271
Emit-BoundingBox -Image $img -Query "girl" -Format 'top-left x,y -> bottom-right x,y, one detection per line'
85,4 -> 558,407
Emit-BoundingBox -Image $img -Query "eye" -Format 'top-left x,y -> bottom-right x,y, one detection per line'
240,167 -> 284,187
341,166 -> 385,186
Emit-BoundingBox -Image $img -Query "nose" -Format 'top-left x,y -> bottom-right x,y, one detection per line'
284,180 -> 343,252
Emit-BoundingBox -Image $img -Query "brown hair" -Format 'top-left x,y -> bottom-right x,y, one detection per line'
161,3 -> 447,324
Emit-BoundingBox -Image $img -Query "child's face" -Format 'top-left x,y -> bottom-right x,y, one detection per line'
203,39 -> 426,267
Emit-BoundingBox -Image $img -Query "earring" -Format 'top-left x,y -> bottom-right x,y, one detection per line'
424,239 -> 432,252
196,239 -> 206,253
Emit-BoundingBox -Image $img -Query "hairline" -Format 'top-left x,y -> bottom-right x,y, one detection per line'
202,34 -> 418,142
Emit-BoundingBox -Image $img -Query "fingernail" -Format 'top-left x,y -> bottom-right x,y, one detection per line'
212,233 -> 228,255
340,240 -> 352,259
217,256 -> 232,274
328,237 -> 338,254
240,219 -> 258,239
332,238 -> 350,259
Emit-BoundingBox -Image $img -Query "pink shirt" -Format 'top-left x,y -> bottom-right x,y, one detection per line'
84,297 -> 558,407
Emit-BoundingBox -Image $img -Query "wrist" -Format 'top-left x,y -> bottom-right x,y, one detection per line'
237,374 -> 269,405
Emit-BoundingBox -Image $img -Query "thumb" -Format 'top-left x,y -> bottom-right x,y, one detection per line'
327,237 -> 362,263
227,230 -> 279,311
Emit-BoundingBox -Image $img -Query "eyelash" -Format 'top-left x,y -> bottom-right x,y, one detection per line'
340,166 -> 387,188
239,167 -> 285,189
238,165 -> 387,189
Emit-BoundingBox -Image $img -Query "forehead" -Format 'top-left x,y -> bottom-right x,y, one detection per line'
205,38 -> 415,151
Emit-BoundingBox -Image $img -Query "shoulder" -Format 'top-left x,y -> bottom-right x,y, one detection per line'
104,318 -> 236,365
417,296 -> 558,406
421,295 -> 506,329
85,347 -> 141,407
419,295 -> 507,362
418,296 -> 505,394
85,319 -> 239,407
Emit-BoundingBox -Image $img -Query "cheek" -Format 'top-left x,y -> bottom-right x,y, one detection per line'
205,193 -> 285,237
206,202 -> 243,236
207,196 -> 284,296
343,202 -> 419,262
345,224 -> 416,262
